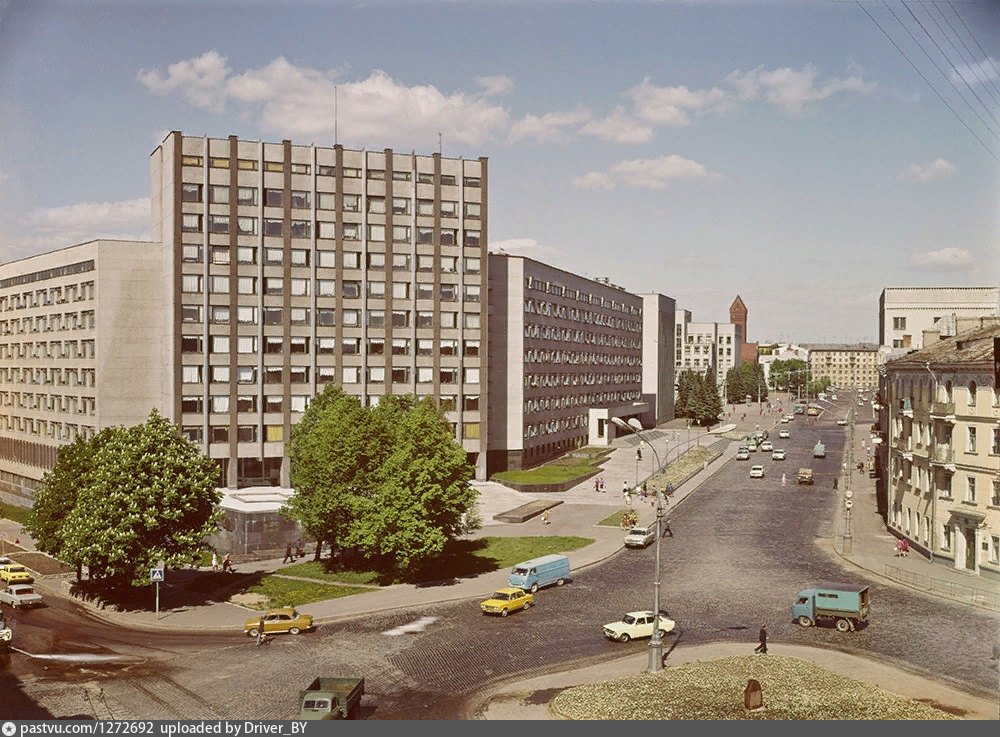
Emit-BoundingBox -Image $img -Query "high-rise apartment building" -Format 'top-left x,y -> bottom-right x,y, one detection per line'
802,343 -> 879,389
879,286 -> 999,351
674,310 -> 742,398
487,255 -> 647,473
151,133 -> 489,485
0,240 -> 163,503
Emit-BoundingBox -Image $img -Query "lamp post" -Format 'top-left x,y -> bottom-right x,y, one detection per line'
611,417 -> 666,673
843,393 -> 856,555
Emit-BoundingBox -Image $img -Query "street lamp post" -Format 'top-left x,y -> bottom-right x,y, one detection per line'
611,417 -> 666,673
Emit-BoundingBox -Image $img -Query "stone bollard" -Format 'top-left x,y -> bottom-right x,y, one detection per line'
744,679 -> 763,711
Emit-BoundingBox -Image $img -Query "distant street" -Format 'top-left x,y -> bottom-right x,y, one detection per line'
7,405 -> 998,719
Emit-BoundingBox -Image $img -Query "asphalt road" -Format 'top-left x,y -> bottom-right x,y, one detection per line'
5,405 -> 999,719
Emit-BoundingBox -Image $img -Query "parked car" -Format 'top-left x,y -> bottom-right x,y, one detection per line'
623,526 -> 656,548
781,415 -> 792,423
603,611 -> 676,643
771,449 -> 787,461
480,587 -> 534,617
243,607 -> 314,637
760,440 -> 773,452
736,449 -> 750,461
746,443 -> 758,452
837,418 -> 848,426
0,583 -> 43,608
749,465 -> 765,478
0,564 -> 33,585
778,429 -> 790,439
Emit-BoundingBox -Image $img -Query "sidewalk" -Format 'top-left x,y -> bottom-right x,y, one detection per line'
2,403 -> 998,719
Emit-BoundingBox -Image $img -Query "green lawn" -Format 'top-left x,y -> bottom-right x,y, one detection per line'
279,560 -> 381,586
492,464 -> 601,485
247,575 -> 373,609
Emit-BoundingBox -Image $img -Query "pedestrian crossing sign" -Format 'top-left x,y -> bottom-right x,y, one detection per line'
150,568 -> 164,582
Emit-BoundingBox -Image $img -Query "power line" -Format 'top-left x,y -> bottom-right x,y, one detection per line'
902,1 -> 1000,131
855,1 -> 1000,161
883,0 -> 1000,143
931,1 -> 1000,106
947,0 -> 1000,88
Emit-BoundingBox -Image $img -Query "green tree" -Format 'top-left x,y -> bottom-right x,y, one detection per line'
351,396 -> 477,572
770,358 -> 808,394
675,370 -> 697,418
692,368 -> 724,426
55,410 -> 222,589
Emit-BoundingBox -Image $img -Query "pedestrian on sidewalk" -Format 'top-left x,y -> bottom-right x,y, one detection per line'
781,473 -> 787,488
662,518 -> 673,537
295,538 -> 305,559
283,543 -> 294,564
211,551 -> 219,572
222,553 -> 233,573
542,510 -> 550,525
599,477 -> 606,493
754,624 -> 768,655
256,616 -> 267,646
595,477 -> 600,493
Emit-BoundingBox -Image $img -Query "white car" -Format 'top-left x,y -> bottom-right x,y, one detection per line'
778,429 -> 790,439
781,416 -> 791,423
623,526 -> 655,548
603,611 -> 676,643
759,441 -> 773,452
837,419 -> 848,426
736,449 -> 750,460
771,449 -> 787,461
750,465 -> 765,478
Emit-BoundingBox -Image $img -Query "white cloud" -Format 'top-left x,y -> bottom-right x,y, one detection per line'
488,237 -> 561,258
138,53 -> 509,149
508,108 -> 591,143
570,171 -> 616,190
610,154 -> 712,189
627,78 -> 731,126
911,247 -> 974,270
897,158 -> 957,183
950,57 -> 1000,87
7,198 -> 152,258
579,107 -> 654,144
476,75 -> 514,97
726,64 -> 874,115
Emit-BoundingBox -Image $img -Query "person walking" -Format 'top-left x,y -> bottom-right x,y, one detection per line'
754,624 -> 768,655
594,477 -> 600,493
662,518 -> 673,537
282,543 -> 294,564
222,552 -> 232,573
211,551 -> 219,572
295,538 -> 305,559
542,510 -> 550,525
256,615 -> 267,646
599,477 -> 606,493
781,473 -> 787,488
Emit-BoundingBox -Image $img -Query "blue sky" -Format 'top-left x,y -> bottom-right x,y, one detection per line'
1,0 -> 998,343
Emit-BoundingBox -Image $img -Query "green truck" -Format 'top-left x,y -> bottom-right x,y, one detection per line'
299,677 -> 365,720
792,583 -> 870,632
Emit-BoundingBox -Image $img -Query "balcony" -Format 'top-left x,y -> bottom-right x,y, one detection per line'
930,401 -> 956,422
929,444 -> 956,471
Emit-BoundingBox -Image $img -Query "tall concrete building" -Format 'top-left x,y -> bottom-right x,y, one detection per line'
879,286 -> 999,351
675,310 -> 742,399
486,255 -> 652,473
0,240 -> 163,504
640,293 -> 677,427
802,343 -> 880,389
151,133 -> 490,485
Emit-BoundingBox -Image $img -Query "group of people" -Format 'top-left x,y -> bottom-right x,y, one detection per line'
594,477 -> 607,493
210,552 -> 233,573
894,538 -> 910,557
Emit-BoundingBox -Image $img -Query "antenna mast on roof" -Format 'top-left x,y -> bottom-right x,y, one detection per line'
438,131 -> 442,155
334,85 -> 339,146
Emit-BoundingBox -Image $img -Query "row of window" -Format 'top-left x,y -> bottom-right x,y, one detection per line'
179,275 -> 481,301
0,339 -> 96,360
524,300 -> 641,332
181,214 -> 482,246
181,417 -> 482,444
523,393 -> 626,413
524,277 -> 640,316
181,364 -> 482,387
181,391 -> 481,416
893,379 -> 998,407
0,281 -> 95,313
523,321 -> 641,350
0,415 -> 94,441
524,414 -> 589,439
0,367 -> 95,387
889,506 -> 1000,563
895,425 -> 1000,456
179,304 -> 483,330
524,373 -> 640,389
182,245 -> 481,273
524,349 -> 640,367
182,335 -> 480,358
0,392 -> 95,414
181,155 -> 481,188
182,185 -> 483,219
0,311 -> 96,335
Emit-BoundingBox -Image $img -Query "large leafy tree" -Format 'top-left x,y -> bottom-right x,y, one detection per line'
770,358 -> 809,394
31,410 -> 222,589
726,362 -> 769,405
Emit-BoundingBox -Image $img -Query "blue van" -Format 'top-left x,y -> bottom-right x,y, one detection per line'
508,554 -> 570,593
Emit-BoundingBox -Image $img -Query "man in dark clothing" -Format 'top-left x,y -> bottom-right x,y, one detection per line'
282,543 -> 294,564
754,624 -> 768,654
662,518 -> 674,537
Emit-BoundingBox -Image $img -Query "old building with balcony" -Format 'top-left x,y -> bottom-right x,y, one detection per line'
877,321 -> 1000,579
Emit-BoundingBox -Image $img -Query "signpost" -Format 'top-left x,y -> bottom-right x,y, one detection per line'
151,568 -> 164,619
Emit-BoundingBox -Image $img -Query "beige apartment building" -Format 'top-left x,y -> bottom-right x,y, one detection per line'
675,310 -> 742,399
151,133 -> 490,485
487,255 -> 654,473
0,240 -> 162,504
878,322 -> 1000,578
802,343 -> 879,390
879,286 -> 999,351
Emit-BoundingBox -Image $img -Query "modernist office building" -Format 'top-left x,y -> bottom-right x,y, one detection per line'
674,310 -> 742,398
152,133 -> 490,486
487,255 -> 672,473
0,240 -> 163,503
879,286 -> 999,351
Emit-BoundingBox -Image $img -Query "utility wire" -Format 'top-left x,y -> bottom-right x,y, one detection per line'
947,0 -> 1000,89
855,1 -> 1000,161
932,1 -> 1000,106
903,1 -> 1000,131
883,0 -> 1000,143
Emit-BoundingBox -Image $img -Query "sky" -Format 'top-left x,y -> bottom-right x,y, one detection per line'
1,0 -> 998,343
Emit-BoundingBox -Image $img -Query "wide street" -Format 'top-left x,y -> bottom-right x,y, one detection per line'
4,400 -> 999,719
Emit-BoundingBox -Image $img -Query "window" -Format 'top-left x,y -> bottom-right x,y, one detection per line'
210,396 -> 230,413
237,187 -> 257,206
263,307 -> 282,325
291,163 -> 310,175
463,422 -> 480,440
342,309 -> 360,327
237,306 -> 257,324
392,225 -> 410,243
210,276 -> 229,294
463,394 -> 480,410
367,169 -> 385,181
392,170 -> 411,181
182,365 -> 202,383
317,250 -> 336,268
392,253 -> 410,271
464,367 -> 480,384
417,254 -> 434,272
417,366 -> 434,383
182,183 -> 202,203
464,176 -> 481,188
464,312 -> 481,329
464,284 -> 481,302
210,336 -> 229,353
440,283 -> 457,302
392,197 -> 409,215
290,308 -> 309,324
367,281 -> 385,298
343,194 -> 360,212
342,366 -> 360,384
417,172 -> 435,184
893,317 -> 906,330
392,338 -> 410,356
237,336 -> 257,354
440,228 -> 457,246
182,305 -> 202,323
465,257 -> 481,273
238,159 -> 258,171
264,248 -> 283,266
237,277 -> 256,295
391,367 -> 409,384
317,337 -> 336,354
368,310 -> 385,328
968,427 -> 977,453
464,339 -> 480,357
368,197 -> 386,214
967,476 -> 976,503
210,426 -> 229,443
264,219 -> 283,237
237,246 -> 257,264
266,425 -> 283,442
440,174 -> 456,186
367,366 -> 385,383
368,224 -> 386,241
237,425 -> 257,442
209,157 -> 229,169
417,199 -> 434,216
210,366 -> 229,383
968,381 -> 977,406
440,201 -> 458,218
440,339 -> 458,356
290,191 -> 311,209
464,230 -> 481,247
993,428 -> 1000,455
182,214 -> 202,232
342,281 -> 361,299
440,312 -> 458,329
182,244 -> 202,262
237,217 -> 257,236
392,282 -> 410,299
340,338 -> 360,355
317,221 -> 336,239
342,251 -> 361,269
290,220 -> 311,238
343,223 -> 360,240
317,308 -> 335,326
181,155 -> 203,167
209,185 -> 229,203
416,311 -> 434,328
465,201 -> 481,218
181,275 -> 202,293
181,396 -> 204,413
392,310 -> 409,328
417,227 -> 434,245
265,189 -> 283,207
264,396 -> 283,412
290,278 -> 309,296
317,279 -> 336,297
182,336 -> 204,354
